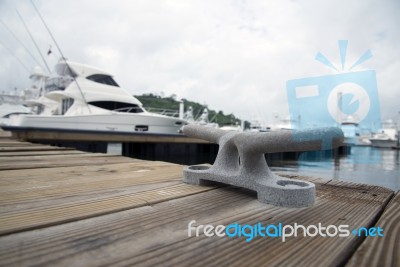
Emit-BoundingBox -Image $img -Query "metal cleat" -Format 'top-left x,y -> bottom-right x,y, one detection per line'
183,125 -> 344,208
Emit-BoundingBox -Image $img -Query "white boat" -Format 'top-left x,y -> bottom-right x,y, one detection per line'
5,60 -> 186,135
220,124 -> 242,131
0,94 -> 32,126
369,120 -> 399,148
183,107 -> 219,129
247,119 -> 271,132
270,115 -> 297,131
340,116 -> 371,146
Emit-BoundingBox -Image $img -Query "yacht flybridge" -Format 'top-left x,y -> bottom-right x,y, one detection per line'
6,60 -> 186,135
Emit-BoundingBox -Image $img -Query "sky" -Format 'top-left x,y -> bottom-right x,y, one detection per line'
0,0 -> 399,125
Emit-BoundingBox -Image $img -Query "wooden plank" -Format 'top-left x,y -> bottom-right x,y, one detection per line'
0,160 -> 217,235
345,192 -> 400,267
0,150 -> 87,157
0,160 -> 175,181
0,162 -> 183,204
0,167 -> 329,213
0,141 -> 36,146
0,153 -> 134,170
0,179 -> 393,267
0,152 -> 114,162
0,130 -> 11,137
0,138 -> 53,146
0,184 -> 215,236
0,145 -> 74,152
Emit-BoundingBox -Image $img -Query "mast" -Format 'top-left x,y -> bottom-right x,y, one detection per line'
0,38 -> 30,73
30,0 -> 92,113
16,10 -> 51,74
0,19 -> 44,70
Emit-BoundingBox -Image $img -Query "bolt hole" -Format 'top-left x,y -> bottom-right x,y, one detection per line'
372,194 -> 377,197
277,180 -> 308,188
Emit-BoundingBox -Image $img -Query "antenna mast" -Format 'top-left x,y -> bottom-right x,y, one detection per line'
0,19 -> 44,70
15,10 -> 51,74
30,0 -> 92,113
0,38 -> 30,73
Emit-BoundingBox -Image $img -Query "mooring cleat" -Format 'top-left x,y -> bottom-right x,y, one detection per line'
182,125 -> 344,208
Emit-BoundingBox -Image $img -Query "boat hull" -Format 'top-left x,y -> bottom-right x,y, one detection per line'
8,113 -> 185,135
369,139 -> 397,148
343,137 -> 371,146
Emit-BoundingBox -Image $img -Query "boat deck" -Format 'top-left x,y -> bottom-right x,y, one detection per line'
0,137 -> 398,267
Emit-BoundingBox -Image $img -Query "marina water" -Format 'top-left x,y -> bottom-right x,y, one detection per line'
270,146 -> 399,191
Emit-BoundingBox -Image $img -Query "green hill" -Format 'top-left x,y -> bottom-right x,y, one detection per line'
135,93 -> 247,127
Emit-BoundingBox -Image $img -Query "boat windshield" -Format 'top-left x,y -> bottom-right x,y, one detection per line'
86,74 -> 119,87
45,76 -> 74,92
89,101 -> 143,113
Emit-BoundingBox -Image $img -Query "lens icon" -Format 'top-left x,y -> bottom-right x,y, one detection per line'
327,82 -> 371,123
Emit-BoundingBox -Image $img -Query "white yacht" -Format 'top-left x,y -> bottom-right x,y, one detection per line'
5,60 -> 186,135
340,116 -> 371,146
369,120 -> 399,148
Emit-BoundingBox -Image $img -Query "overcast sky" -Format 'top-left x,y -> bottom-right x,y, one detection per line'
0,0 -> 399,124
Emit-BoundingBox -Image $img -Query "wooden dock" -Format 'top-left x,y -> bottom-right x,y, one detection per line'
0,137 -> 398,267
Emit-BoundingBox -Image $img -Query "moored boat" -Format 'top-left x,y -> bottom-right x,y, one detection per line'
3,59 -> 186,135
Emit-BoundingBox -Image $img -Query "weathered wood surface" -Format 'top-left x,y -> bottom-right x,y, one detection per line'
346,192 -> 400,267
0,150 -> 86,157
0,145 -> 74,152
0,130 -> 11,137
0,152 -> 135,170
0,138 -> 397,267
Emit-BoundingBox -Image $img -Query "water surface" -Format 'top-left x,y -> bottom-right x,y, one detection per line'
270,146 -> 400,191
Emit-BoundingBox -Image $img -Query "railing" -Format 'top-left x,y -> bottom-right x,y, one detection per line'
144,107 -> 180,118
